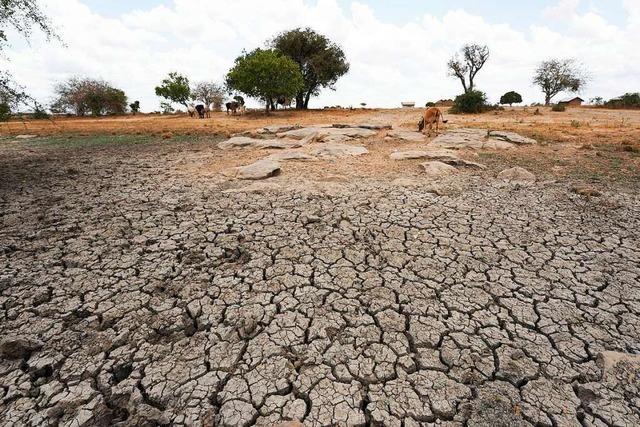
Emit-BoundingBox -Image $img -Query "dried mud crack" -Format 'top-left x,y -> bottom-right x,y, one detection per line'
0,140 -> 639,426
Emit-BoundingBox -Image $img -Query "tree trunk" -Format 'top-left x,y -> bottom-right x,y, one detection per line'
303,91 -> 312,109
295,93 -> 305,109
545,94 -> 551,106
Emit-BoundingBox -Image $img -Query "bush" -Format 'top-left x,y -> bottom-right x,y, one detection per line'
552,104 -> 566,112
32,104 -> 50,119
0,102 -> 10,121
51,77 -> 128,116
499,91 -> 522,106
451,90 -> 487,114
425,102 -> 435,107
604,92 -> 640,109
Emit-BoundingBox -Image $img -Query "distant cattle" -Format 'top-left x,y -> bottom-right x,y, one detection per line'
277,96 -> 291,109
195,104 -> 206,119
187,104 -> 196,118
226,101 -> 240,115
418,107 -> 448,136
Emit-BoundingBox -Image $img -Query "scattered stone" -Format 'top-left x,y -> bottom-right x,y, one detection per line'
14,135 -> 38,140
498,167 -> 536,182
488,130 -> 537,145
571,185 -> 602,197
420,161 -> 458,177
332,123 -> 392,130
431,128 -> 517,150
389,149 -> 458,161
265,151 -> 318,162
311,143 -> 368,158
236,160 -> 281,180
0,337 -> 44,359
386,130 -> 427,142
218,137 -> 304,150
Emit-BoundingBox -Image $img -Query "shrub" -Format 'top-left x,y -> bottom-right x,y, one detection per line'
451,90 -> 487,114
32,105 -> 50,119
570,120 -> 581,128
425,102 -> 435,107
552,104 -> 566,112
499,91 -> 522,106
0,102 -> 10,121
51,77 -> 128,116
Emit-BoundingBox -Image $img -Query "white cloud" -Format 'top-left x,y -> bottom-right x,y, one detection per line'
4,0 -> 640,111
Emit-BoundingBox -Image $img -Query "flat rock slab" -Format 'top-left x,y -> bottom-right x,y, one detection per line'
332,123 -> 392,130
432,128 -> 516,150
278,127 -> 376,141
498,167 -> 536,182
488,130 -> 537,145
235,159 -> 281,180
390,149 -> 459,161
311,143 -> 368,158
258,125 -> 303,134
421,161 -> 459,177
265,151 -> 318,162
218,137 -> 304,150
386,130 -> 428,142
14,134 -> 38,140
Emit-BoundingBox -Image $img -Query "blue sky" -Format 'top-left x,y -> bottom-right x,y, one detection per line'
6,0 -> 640,110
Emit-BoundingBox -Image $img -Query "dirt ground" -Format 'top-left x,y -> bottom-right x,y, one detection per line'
1,107 -> 639,426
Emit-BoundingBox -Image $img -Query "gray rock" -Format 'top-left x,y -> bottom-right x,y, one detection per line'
311,143 -> 368,158
498,167 -> 536,182
265,151 -> 318,162
432,128 -> 515,150
420,161 -> 459,177
386,130 -> 428,142
218,137 -> 304,150
332,123 -> 392,130
278,127 -> 376,141
389,149 -> 459,161
236,160 -> 282,180
14,135 -> 38,140
488,130 -> 537,145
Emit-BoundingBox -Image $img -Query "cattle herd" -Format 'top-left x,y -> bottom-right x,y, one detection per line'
187,100 -> 247,119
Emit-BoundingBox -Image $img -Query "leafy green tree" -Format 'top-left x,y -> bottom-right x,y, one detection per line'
448,44 -> 490,93
451,90 -> 487,114
155,72 -> 191,109
0,101 -> 10,121
500,91 -> 523,106
271,28 -> 349,109
51,77 -> 128,116
533,59 -> 587,106
129,100 -> 140,114
191,81 -> 225,110
226,48 -> 304,114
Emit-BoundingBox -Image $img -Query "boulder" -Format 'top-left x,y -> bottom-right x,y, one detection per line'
236,160 -> 281,180
311,144 -> 368,158
420,161 -> 459,177
498,167 -> 536,182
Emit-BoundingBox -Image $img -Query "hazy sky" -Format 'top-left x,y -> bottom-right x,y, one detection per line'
5,0 -> 639,111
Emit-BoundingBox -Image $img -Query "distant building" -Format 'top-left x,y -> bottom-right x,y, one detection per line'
558,97 -> 584,107
401,101 -> 416,108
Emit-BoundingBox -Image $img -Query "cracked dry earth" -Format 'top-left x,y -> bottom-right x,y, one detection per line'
1,138 -> 640,427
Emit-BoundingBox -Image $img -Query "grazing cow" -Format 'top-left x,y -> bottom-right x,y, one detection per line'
226,101 -> 240,115
204,104 -> 211,118
276,96 -> 291,110
418,107 -> 448,136
187,104 -> 196,118
195,104 -> 206,119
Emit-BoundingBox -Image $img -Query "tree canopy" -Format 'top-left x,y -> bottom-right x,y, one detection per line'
533,59 -> 587,106
51,77 -> 128,116
271,28 -> 349,109
191,81 -> 225,110
226,48 -> 304,113
447,44 -> 490,94
500,91 -> 523,106
155,72 -> 191,108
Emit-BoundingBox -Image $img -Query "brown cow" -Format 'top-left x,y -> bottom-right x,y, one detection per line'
418,107 -> 448,136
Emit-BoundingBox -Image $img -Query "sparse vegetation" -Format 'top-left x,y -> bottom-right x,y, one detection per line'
447,44 -> 490,93
604,92 -> 640,109
51,77 -> 128,116
129,101 -> 140,115
533,59 -> 587,106
552,104 -> 566,112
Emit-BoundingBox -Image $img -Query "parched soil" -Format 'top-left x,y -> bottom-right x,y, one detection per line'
1,108 -> 639,426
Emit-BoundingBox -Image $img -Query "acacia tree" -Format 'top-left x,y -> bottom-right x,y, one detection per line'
129,100 -> 140,114
500,91 -> 523,106
447,44 -> 490,94
191,81 -> 224,110
226,49 -> 303,114
51,77 -> 128,116
533,59 -> 587,106
271,28 -> 349,109
155,72 -> 191,109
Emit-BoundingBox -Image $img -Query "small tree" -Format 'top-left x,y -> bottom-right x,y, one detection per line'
191,81 -> 224,110
129,100 -> 140,114
160,101 -> 174,114
226,49 -> 304,114
448,44 -> 490,93
533,59 -> 587,106
155,72 -> 191,109
500,91 -> 523,106
51,77 -> 127,116
590,97 -> 604,106
451,90 -> 487,114
271,28 -> 349,109
0,101 -> 10,121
